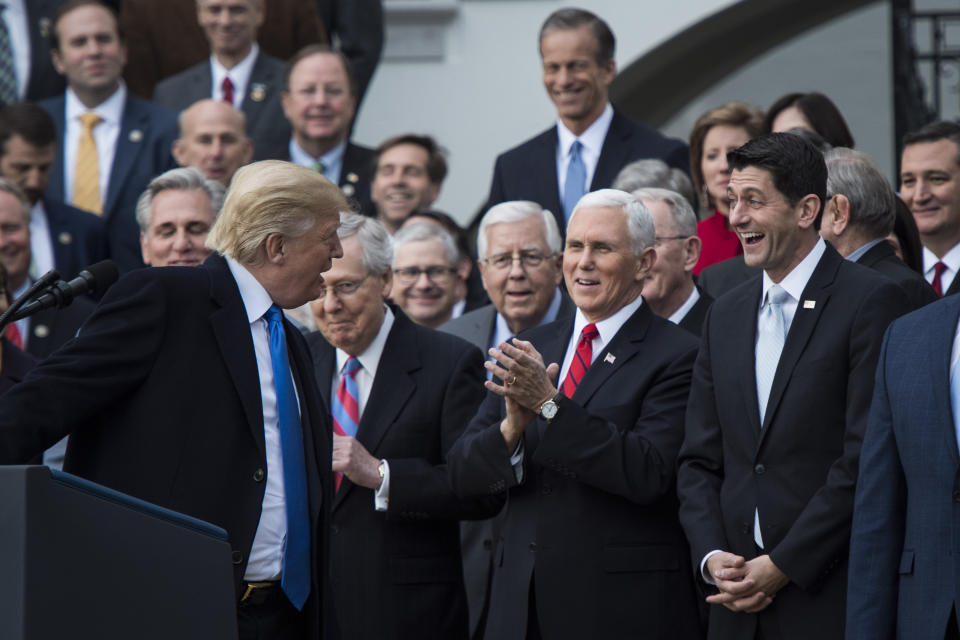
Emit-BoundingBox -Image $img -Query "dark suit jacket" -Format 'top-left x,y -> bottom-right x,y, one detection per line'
119,0 -> 325,99
484,109 -> 689,234
855,240 -> 937,311
947,269 -> 960,297
284,142 -> 375,217
0,337 -> 36,393
677,287 -> 713,337
40,92 -> 179,273
307,309 -> 493,640
0,254 -> 333,637
439,292 -> 576,353
677,244 -> 912,640
153,51 -> 291,161
697,254 -> 761,301
25,295 -> 96,361
448,303 -> 703,640
18,0 -> 66,103
42,198 -> 109,280
846,295 -> 960,639
316,0 -> 383,109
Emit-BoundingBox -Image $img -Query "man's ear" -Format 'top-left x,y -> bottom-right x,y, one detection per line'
796,194 -> 821,230
683,236 -> 702,273
831,194 -> 852,236
263,233 -> 286,265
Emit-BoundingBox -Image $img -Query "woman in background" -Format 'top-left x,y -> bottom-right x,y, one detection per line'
765,91 -> 855,148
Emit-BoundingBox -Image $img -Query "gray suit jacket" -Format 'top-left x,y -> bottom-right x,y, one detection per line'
153,51 -> 291,161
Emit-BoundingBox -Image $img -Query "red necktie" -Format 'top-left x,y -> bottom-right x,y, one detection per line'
933,261 -> 948,297
561,323 -> 598,398
5,322 -> 21,349
221,76 -> 234,106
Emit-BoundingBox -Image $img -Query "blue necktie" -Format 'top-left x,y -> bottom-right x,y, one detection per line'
755,284 -> 791,424
562,140 -> 586,222
264,305 -> 311,611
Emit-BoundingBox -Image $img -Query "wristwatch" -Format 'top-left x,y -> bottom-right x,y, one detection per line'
377,460 -> 386,485
539,393 -> 562,422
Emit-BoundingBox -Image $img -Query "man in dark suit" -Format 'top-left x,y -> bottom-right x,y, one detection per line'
439,200 -> 572,639
305,212 -> 492,639
0,160 -> 346,640
153,0 -> 291,162
846,294 -> 960,639
635,187 -> 712,336
448,189 -> 703,640
697,255 -> 761,300
0,0 -> 66,104
315,0 -> 382,113
899,121 -> 960,297
370,134 -> 445,234
821,147 -> 937,310
40,0 -> 178,273
484,8 -> 688,236
677,133 -> 911,640
171,99 -> 253,187
0,102 -> 107,281
282,45 -> 374,217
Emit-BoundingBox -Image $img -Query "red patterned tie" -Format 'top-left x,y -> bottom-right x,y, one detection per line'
331,357 -> 361,491
5,322 -> 21,349
933,261 -> 948,297
221,76 -> 234,106
561,323 -> 598,398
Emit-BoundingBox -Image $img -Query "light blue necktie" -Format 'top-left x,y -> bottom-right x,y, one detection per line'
562,140 -> 586,222
756,284 -> 791,424
264,305 -> 311,611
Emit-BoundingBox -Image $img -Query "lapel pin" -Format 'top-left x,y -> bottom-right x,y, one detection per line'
129,129 -> 143,143
58,231 -> 72,245
803,300 -> 816,309
33,324 -> 50,339
341,184 -> 355,197
250,83 -> 266,102
604,353 -> 616,364
346,172 -> 359,183
39,18 -> 50,38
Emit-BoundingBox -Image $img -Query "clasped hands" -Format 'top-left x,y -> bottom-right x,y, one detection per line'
486,339 -> 560,450
705,552 -> 789,613
332,434 -> 382,489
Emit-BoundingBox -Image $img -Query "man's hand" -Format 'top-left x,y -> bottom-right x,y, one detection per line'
332,434 -> 381,489
485,338 -> 560,411
705,552 -> 787,613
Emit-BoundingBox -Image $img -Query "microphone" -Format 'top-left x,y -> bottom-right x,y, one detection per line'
11,260 -> 119,321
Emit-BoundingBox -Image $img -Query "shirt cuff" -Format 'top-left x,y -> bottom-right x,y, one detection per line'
510,440 -> 524,484
374,459 -> 390,511
700,549 -> 723,585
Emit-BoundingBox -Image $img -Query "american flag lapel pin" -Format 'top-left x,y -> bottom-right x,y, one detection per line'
604,353 -> 616,364
803,300 -> 816,309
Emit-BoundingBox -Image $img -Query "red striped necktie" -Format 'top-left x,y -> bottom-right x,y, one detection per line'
331,356 -> 362,490
933,261 -> 948,297
561,323 -> 598,398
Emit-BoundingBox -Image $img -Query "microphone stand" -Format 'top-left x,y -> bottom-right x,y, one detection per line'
0,270 -> 61,337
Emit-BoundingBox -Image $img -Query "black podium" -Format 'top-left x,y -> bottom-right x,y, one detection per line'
0,466 -> 238,639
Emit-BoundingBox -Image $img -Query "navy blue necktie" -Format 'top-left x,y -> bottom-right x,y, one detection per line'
264,305 -> 311,610
562,140 -> 586,222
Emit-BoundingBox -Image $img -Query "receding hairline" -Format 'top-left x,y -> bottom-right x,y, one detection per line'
178,100 -> 248,137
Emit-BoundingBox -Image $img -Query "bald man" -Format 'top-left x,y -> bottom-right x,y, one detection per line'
173,99 -> 254,186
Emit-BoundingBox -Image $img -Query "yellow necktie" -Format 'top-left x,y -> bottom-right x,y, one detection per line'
73,112 -> 103,215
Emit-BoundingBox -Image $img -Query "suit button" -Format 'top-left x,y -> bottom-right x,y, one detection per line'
528,543 -> 537,552
541,484 -> 552,495
741,523 -> 750,535
754,464 -> 766,475
953,490 -> 960,503
231,550 -> 243,565
253,468 -> 265,482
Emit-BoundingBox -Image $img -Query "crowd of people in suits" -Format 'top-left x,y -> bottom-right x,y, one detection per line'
2,1 -> 960,639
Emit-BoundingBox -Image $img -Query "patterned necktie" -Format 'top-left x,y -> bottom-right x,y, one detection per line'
263,305 -> 310,611
562,140 -> 586,222
5,321 -> 21,349
755,284 -> 791,423
331,356 -> 361,490
73,113 -> 103,215
221,76 -> 234,106
933,261 -> 948,297
311,160 -> 326,175
0,5 -> 17,104
561,323 -> 598,398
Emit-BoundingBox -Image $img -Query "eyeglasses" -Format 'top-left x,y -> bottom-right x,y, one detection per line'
482,250 -> 553,270
392,266 -> 457,285
316,274 -> 370,299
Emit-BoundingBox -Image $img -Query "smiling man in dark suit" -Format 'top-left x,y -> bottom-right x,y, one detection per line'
306,212 -> 493,640
677,133 -> 911,640
40,0 -> 178,273
448,189 -> 703,640
485,8 -> 687,236
0,160 -> 346,640
153,0 -> 291,162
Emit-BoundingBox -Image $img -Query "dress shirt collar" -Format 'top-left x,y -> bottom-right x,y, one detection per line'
335,305 -> 394,381
556,102 -> 613,158
226,256 -> 273,323
287,138 -> 346,184
845,237 -> 886,263
492,288 -> 562,349
211,43 -> 259,105
571,289 -> 643,349
668,286 -> 701,325
761,237 -> 826,306
65,83 -> 126,125
924,243 -> 960,277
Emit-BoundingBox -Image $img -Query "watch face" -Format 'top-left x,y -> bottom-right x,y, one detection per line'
541,400 -> 559,420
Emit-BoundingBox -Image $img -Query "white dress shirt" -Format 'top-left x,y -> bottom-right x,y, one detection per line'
668,287 -> 701,325
2,0 -> 28,99
211,43 -> 259,108
63,85 -> 125,207
28,200 -> 53,279
288,138 -> 345,186
558,290 -> 643,383
845,237 -> 886,263
924,243 -> 960,293
555,102 -> 613,198
332,305 -> 395,510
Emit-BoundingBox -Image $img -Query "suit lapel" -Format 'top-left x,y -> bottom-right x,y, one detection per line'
591,110 -> 632,191
48,96 -> 67,201
572,303 -> 651,406
757,247 -> 839,448
532,315 -> 574,445
537,129 -> 564,232
105,97 -> 148,219
726,278 -> 764,437
240,53 -> 272,130
933,297 -> 960,464
855,241 -> 891,269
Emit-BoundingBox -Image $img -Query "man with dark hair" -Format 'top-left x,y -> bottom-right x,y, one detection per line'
370,134 -> 446,234
484,8 -> 688,235
41,0 -> 178,272
822,147 -> 937,310
677,133 -> 911,640
0,102 -> 106,280
281,44 -> 374,216
900,120 -> 960,297
153,0 -> 291,162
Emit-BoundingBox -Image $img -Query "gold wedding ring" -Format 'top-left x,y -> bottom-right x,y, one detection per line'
507,374 -> 518,385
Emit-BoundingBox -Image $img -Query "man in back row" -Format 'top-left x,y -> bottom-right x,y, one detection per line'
486,8 -> 688,235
